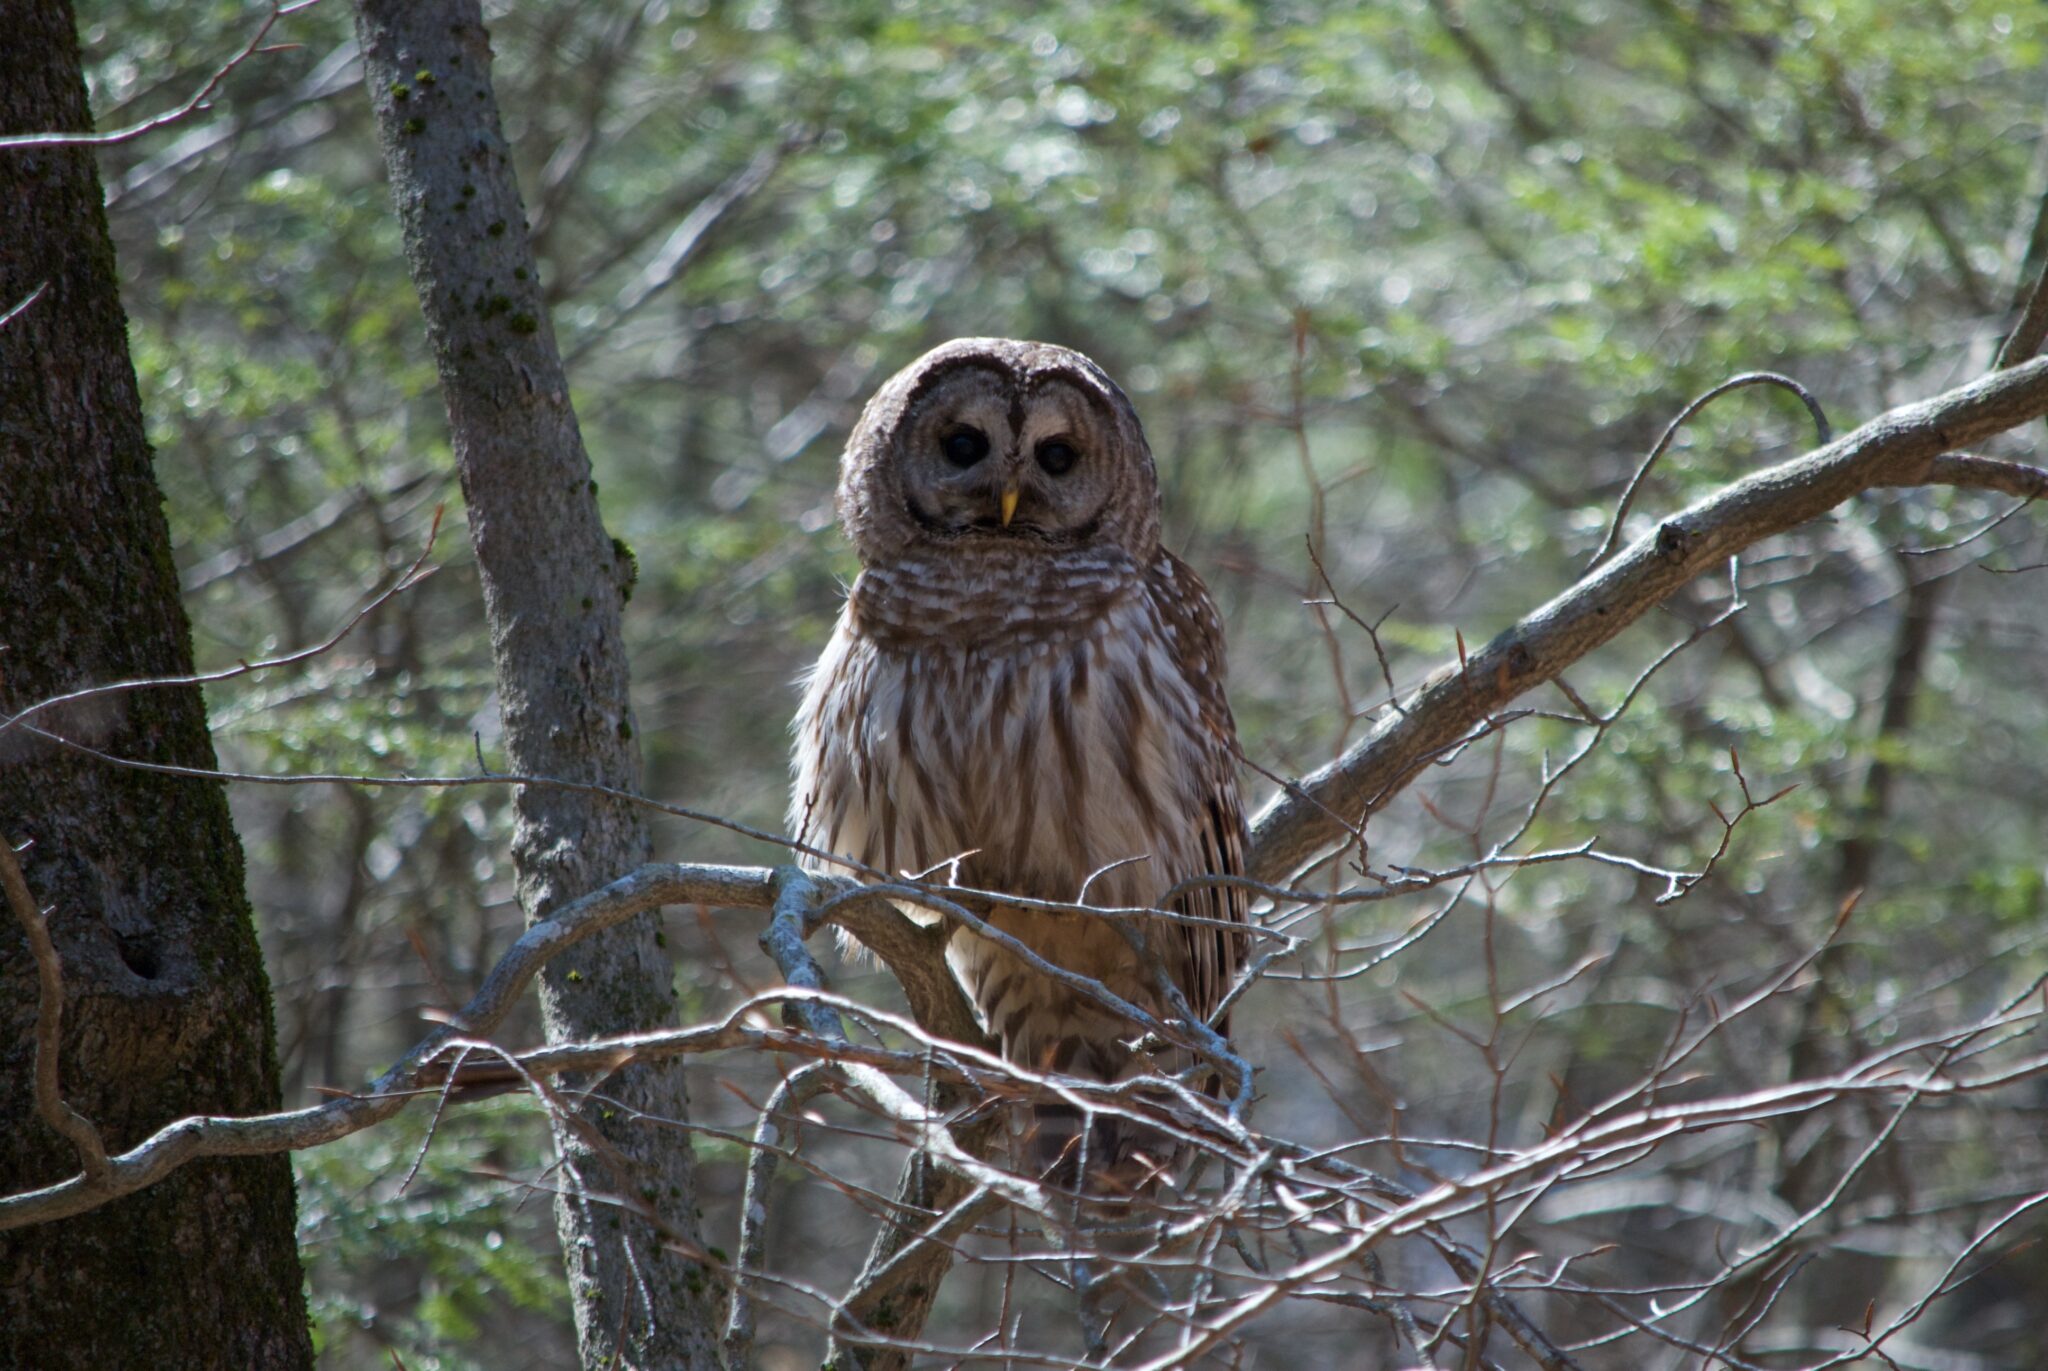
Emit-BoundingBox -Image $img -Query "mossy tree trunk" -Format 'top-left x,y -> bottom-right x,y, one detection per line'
351,2 -> 722,1366
0,3 -> 314,1367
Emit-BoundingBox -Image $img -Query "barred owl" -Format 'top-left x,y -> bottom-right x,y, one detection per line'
790,338 -> 1248,1188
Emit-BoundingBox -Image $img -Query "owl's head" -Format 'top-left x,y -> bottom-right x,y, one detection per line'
836,338 -> 1161,565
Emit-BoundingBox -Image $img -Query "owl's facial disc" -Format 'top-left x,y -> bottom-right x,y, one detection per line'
899,373 -> 1121,544
839,339 -> 1163,566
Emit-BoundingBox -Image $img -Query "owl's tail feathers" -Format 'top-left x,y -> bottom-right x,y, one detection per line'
1008,1021 -> 1185,1196
1023,1100 -> 1179,1198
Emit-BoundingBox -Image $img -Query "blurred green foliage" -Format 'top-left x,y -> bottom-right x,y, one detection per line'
297,1101 -> 565,1366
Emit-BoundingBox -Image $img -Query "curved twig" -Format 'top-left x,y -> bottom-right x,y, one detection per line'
1588,371 -> 1834,572
0,840 -> 109,1182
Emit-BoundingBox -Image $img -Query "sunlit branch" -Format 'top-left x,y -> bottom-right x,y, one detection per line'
1250,354 -> 2048,882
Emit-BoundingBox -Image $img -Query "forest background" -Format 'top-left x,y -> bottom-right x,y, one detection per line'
7,0 -> 2048,1367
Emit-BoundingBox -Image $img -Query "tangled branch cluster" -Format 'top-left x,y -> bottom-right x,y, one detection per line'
6,354 -> 2048,1367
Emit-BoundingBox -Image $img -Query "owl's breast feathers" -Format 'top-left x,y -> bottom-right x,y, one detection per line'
790,544 -> 1249,1041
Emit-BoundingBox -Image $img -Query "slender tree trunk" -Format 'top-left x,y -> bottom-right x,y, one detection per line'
351,3 -> 721,1366
0,3 -> 313,1366
1777,563 -> 1948,1209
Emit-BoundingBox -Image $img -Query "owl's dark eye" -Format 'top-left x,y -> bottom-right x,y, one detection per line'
940,426 -> 990,468
1035,438 -> 1079,476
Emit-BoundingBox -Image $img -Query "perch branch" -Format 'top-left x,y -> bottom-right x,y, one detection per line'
0,862 -> 769,1230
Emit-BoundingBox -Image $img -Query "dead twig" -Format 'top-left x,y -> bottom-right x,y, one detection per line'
0,838 -> 110,1183
1589,370 -> 1834,573
0,1 -> 321,151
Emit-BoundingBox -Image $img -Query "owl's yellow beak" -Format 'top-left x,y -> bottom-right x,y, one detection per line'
1000,487 -> 1020,527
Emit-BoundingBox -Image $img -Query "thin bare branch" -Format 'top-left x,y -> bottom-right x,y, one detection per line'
0,282 -> 47,331
0,839 -> 109,1182
1589,371 -> 1834,572
0,1 -> 319,151
0,503 -> 443,740
1995,259 -> 2048,370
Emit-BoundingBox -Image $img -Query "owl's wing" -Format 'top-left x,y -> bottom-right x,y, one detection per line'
1150,551 -> 1251,1035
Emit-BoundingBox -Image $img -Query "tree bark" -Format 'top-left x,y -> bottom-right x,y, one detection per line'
350,2 -> 721,1366
0,4 -> 313,1367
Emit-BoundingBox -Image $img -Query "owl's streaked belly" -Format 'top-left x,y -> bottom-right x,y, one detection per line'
791,574 -> 1211,1058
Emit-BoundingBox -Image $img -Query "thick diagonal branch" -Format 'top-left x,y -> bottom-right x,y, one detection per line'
1248,356 -> 2048,882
